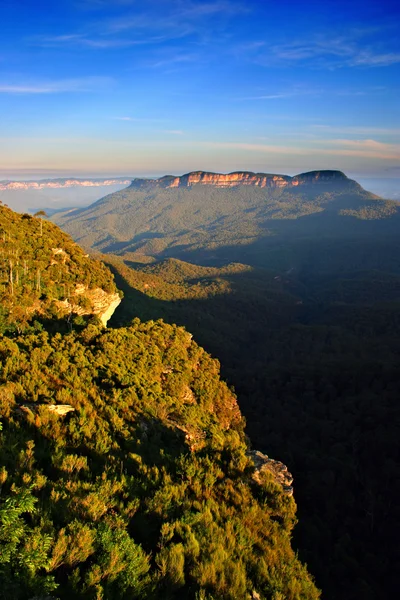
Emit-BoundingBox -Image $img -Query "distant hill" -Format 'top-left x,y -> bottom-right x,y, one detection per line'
0,177 -> 132,213
52,170 -> 399,260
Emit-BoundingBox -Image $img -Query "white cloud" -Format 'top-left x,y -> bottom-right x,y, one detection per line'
202,139 -> 400,161
312,125 -> 400,136
250,30 -> 400,69
148,53 -> 199,69
0,77 -> 112,94
162,130 -> 184,135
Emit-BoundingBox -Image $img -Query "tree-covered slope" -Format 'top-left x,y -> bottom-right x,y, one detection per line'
52,170 -> 398,259
103,247 -> 400,600
0,203 -> 118,333
0,320 -> 319,600
0,204 -> 320,598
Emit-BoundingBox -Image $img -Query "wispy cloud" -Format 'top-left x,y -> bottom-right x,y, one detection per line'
77,0 -> 136,8
323,139 -> 400,157
312,125 -> 400,136
202,139 -> 400,161
107,1 -> 248,34
238,87 -> 323,101
248,29 -> 400,69
113,116 -> 166,122
0,77 -> 112,94
241,93 -> 297,100
162,130 -> 184,135
349,51 -> 400,66
147,52 -> 199,69
204,141 -> 307,155
36,33 -> 151,49
35,1 -> 248,52
179,1 -> 248,18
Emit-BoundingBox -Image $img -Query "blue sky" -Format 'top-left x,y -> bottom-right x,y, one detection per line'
1,0 -> 399,179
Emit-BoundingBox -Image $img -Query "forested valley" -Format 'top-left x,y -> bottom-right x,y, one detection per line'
103,238 -> 400,600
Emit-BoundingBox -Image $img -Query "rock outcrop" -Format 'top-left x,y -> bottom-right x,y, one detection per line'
130,170 -> 350,191
248,450 -> 294,496
56,284 -> 121,326
19,404 -> 75,416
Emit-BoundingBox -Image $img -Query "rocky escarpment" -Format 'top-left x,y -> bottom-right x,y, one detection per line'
56,284 -> 121,326
130,170 -> 352,191
249,450 -> 294,496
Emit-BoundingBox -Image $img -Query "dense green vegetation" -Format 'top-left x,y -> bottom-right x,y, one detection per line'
0,205 -> 320,599
0,204 -> 116,333
0,320 -> 319,599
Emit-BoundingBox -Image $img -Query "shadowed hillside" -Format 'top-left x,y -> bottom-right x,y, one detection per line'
102,248 -> 400,600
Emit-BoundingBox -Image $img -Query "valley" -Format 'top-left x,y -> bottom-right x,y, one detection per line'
4,1 -> 399,598
50,170 -> 400,599
2,169 -> 400,599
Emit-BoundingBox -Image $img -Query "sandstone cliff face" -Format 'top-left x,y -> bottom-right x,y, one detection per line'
168,171 -> 294,188
57,284 -> 121,326
130,170 -> 349,191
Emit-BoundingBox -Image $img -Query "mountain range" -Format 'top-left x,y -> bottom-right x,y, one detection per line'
0,177 -> 133,214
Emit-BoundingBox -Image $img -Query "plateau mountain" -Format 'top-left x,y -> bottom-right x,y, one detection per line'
52,170 -> 398,261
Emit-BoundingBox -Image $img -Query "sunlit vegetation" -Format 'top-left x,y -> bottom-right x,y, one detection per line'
0,320 -> 319,599
0,204 -> 116,333
0,204 -> 320,599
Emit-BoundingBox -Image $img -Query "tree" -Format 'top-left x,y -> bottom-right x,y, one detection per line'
33,210 -> 47,237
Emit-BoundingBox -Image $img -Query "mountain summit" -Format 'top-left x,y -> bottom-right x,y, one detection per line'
130,169 -> 352,190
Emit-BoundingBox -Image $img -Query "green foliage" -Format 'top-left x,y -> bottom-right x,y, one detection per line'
0,204 -> 116,333
0,486 -> 58,598
0,318 -> 319,599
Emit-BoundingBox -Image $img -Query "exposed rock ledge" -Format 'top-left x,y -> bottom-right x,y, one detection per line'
19,404 -> 75,416
248,450 -> 294,497
56,284 -> 121,326
130,169 -> 350,191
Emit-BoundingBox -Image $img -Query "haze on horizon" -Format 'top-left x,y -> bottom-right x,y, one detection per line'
1,0 -> 399,181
